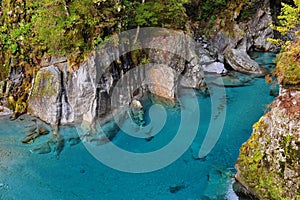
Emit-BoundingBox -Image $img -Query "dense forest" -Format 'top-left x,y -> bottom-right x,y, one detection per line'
0,0 -> 280,77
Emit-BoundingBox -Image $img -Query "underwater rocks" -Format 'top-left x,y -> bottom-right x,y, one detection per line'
30,134 -> 65,156
169,183 -> 186,194
130,99 -> 145,126
22,124 -> 50,144
235,89 -> 300,199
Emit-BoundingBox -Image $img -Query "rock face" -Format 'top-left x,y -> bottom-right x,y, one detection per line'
212,1 -> 274,53
208,0 -> 275,75
235,88 -> 300,199
28,66 -> 62,125
28,29 -> 205,125
225,49 -> 267,76
146,65 -> 176,100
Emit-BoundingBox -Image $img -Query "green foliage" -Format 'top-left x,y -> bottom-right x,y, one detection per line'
268,0 -> 300,48
135,0 -> 188,28
276,37 -> 300,86
266,0 -> 300,86
238,2 -> 257,21
0,0 -> 192,71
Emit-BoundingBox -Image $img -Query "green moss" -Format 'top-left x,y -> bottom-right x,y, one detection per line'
276,36 -> 300,87
32,71 -> 58,98
237,114 -> 300,199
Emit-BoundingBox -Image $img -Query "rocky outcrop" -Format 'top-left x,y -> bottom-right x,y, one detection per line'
212,1 -> 274,53
28,66 -> 62,125
27,28 -> 205,125
225,49 -> 267,76
206,0 -> 276,75
195,37 -> 227,75
235,88 -> 300,199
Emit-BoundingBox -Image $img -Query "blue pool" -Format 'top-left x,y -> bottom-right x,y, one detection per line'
0,52 -> 276,200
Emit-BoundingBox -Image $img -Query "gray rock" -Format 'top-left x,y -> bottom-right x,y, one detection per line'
224,49 -> 267,76
28,29 -> 205,125
212,1 -> 275,53
28,66 -> 62,125
211,76 -> 249,87
233,181 -> 258,200
146,65 -> 176,100
203,62 -> 227,74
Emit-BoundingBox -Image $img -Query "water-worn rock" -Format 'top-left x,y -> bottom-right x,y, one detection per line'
211,76 -> 249,87
203,62 -> 227,74
28,28 -> 205,125
130,99 -> 144,126
225,49 -> 267,76
236,89 -> 300,199
148,29 -> 205,90
28,66 -> 62,125
22,125 -> 50,144
147,65 -> 176,100
212,0 -> 275,53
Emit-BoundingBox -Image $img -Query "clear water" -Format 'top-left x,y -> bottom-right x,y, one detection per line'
0,52 -> 276,200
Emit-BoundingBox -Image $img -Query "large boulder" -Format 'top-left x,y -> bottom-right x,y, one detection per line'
148,29 -> 205,90
28,28 -> 205,125
235,89 -> 300,199
146,64 -> 176,100
28,66 -> 62,125
225,49 -> 266,76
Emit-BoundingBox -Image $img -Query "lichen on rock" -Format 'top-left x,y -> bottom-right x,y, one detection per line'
27,65 -> 62,125
235,89 -> 300,199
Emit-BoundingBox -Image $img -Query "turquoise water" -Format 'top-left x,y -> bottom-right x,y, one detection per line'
0,53 -> 275,200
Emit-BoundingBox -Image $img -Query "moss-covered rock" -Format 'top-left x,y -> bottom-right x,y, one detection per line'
236,89 -> 300,200
28,66 -> 62,125
276,37 -> 300,87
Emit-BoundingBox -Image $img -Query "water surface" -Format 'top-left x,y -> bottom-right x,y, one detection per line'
0,52 -> 276,200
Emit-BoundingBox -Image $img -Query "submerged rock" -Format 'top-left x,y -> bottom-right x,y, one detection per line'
31,142 -> 51,154
169,183 -> 186,194
22,125 -> 49,144
130,99 -> 145,126
211,76 -> 249,87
